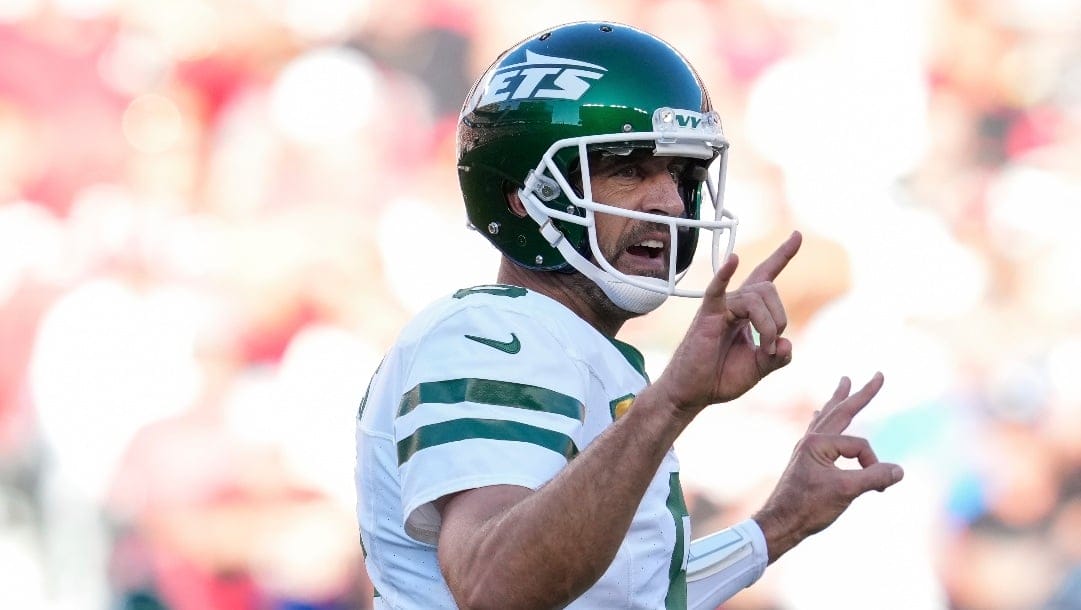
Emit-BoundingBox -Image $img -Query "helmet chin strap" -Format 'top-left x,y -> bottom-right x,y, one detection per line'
595,275 -> 669,314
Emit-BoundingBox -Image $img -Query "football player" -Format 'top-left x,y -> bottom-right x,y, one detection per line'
355,21 -> 903,609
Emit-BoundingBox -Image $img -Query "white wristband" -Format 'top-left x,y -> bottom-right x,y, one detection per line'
686,518 -> 769,609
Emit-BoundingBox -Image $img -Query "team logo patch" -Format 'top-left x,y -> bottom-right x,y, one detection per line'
465,50 -> 608,113
609,393 -> 635,420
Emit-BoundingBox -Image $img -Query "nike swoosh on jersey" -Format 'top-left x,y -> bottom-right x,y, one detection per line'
464,333 -> 521,354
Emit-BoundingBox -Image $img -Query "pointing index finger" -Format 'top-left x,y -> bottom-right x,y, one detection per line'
743,231 -> 802,285
701,253 -> 740,315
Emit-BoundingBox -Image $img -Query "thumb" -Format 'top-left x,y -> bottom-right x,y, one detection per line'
701,254 -> 739,315
852,462 -> 905,494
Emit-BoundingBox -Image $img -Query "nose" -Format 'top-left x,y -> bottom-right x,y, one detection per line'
645,171 -> 685,218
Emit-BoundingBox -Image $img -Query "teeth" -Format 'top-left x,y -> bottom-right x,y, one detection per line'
637,239 -> 663,249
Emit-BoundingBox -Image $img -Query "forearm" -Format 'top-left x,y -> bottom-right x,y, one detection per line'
439,387 -> 693,609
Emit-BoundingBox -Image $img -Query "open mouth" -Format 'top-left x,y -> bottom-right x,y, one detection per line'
621,237 -> 669,275
626,239 -> 665,260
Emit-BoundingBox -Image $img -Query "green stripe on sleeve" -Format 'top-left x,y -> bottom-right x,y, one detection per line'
665,472 -> 689,610
398,378 -> 583,421
397,418 -> 578,465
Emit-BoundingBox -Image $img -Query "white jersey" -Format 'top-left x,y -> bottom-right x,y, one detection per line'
355,285 -> 691,609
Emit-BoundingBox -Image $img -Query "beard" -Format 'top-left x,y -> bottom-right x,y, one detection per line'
598,220 -> 673,281
562,269 -> 642,321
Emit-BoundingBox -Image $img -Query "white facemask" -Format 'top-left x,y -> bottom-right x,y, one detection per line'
519,107 -> 739,313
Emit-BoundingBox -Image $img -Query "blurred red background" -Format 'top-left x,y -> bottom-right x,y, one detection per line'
0,1 -> 1079,608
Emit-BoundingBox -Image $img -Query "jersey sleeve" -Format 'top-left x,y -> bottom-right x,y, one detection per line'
393,299 -> 587,545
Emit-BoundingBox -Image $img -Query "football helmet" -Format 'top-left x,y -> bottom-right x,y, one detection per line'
457,22 -> 737,313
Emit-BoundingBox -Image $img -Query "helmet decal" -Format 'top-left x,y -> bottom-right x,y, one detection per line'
466,51 -> 609,113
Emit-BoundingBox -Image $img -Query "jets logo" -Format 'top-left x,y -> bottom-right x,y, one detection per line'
465,50 -> 607,112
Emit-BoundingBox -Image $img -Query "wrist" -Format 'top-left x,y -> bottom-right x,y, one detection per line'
751,505 -> 802,565
633,384 -> 696,430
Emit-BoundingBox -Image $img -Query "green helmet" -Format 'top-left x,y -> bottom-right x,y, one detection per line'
457,22 -> 737,313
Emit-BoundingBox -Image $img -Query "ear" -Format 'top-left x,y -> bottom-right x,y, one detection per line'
505,187 -> 529,218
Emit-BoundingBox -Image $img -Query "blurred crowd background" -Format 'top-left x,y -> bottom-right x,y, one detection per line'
0,0 -> 1079,608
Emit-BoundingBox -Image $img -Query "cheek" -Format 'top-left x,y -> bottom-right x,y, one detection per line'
587,179 -> 636,253
593,214 -> 629,254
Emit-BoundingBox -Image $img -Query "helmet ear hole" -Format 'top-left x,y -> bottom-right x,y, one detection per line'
503,182 -> 528,218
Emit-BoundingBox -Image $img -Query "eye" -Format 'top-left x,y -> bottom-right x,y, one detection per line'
613,165 -> 641,179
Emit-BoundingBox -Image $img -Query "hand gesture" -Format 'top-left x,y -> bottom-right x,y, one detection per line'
753,373 -> 905,563
656,231 -> 803,413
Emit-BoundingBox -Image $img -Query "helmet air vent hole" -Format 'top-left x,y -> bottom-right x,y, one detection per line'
600,25 -> 612,32
539,32 -> 551,41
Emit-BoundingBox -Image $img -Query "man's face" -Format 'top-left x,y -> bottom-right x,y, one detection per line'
587,150 -> 691,280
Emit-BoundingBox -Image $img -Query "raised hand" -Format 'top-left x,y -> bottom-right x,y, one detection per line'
752,372 -> 905,563
655,231 -> 803,413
